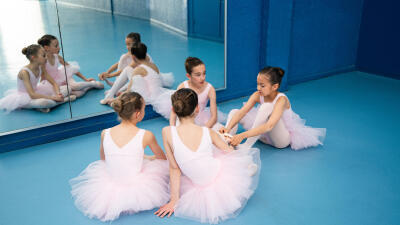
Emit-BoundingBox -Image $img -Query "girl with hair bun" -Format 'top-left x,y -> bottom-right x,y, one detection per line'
70,92 -> 169,222
220,66 -> 326,150
99,33 -> 174,103
38,34 -> 104,98
155,88 -> 260,224
0,44 -> 73,113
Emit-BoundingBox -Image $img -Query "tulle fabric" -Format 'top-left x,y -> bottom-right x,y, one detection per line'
70,159 -> 169,222
175,147 -> 261,224
160,72 -> 174,88
39,61 -> 80,95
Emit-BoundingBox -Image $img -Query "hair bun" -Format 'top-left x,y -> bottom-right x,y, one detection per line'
112,99 -> 123,113
22,47 -> 28,55
276,67 -> 285,77
173,99 -> 184,114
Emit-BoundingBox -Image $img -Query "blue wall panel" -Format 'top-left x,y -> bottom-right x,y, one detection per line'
356,0 -> 400,79
217,0 -> 264,101
288,0 -> 363,84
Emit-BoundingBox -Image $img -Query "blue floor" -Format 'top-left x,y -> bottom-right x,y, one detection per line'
0,0 -> 224,132
0,71 -> 399,225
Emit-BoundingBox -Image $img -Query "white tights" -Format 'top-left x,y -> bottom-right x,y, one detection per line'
69,79 -> 103,98
227,103 -> 291,149
104,70 -> 129,99
24,85 -> 72,109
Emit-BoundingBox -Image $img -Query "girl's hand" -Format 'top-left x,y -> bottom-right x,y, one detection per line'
230,133 -> 246,146
154,201 -> 175,218
52,95 -> 64,102
219,126 -> 228,134
86,78 -> 95,82
98,72 -> 108,80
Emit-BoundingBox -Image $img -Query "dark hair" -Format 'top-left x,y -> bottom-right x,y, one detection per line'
37,34 -> 57,47
112,92 -> 144,120
259,66 -> 285,86
171,88 -> 198,118
21,44 -> 42,60
185,57 -> 204,74
126,32 -> 141,43
130,42 -> 147,60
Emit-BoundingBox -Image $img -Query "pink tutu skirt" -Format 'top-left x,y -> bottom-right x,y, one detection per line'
175,147 -> 260,224
70,159 -> 170,221
0,84 -> 57,112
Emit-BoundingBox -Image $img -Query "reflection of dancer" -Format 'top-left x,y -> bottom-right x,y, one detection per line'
0,45 -> 73,113
99,33 -> 173,103
155,88 -> 260,224
153,57 -> 226,129
70,92 -> 169,222
101,43 -> 167,105
220,67 -> 326,150
38,35 -> 104,98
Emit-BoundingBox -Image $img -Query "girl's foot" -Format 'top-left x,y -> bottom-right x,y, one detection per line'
92,81 -> 104,89
37,108 -> 50,113
247,163 -> 258,177
100,98 -> 113,105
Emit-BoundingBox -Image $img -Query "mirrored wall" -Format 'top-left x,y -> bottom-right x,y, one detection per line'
0,0 -> 225,134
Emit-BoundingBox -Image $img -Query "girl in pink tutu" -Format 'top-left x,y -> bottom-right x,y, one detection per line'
155,88 -> 260,224
154,57 -> 226,129
220,66 -> 326,150
99,33 -> 173,103
70,92 -> 169,222
0,44 -> 73,113
38,34 -> 104,98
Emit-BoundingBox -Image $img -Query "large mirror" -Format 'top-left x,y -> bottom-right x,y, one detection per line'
0,0 -> 226,135
57,0 -> 226,118
0,0 -> 72,133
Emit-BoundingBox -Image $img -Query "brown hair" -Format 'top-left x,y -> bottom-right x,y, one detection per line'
130,42 -> 147,60
126,32 -> 141,43
259,66 -> 285,86
37,34 -> 57,47
171,88 -> 198,118
185,57 -> 204,74
112,92 -> 144,120
21,44 -> 42,60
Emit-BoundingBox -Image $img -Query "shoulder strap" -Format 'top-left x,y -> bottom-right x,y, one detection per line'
183,80 -> 189,88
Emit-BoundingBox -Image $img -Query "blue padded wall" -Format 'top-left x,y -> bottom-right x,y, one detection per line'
288,0 -> 364,84
356,0 -> 400,79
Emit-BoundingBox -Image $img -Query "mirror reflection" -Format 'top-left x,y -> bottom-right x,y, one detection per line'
0,0 -> 225,134
0,0 -> 71,133
58,0 -> 225,118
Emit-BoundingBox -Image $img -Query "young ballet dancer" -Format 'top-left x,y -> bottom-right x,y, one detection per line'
153,57 -> 226,129
100,42 -> 167,105
70,92 -> 169,222
99,33 -> 173,103
219,66 -> 326,150
0,44 -> 73,113
155,88 -> 260,224
38,34 -> 104,98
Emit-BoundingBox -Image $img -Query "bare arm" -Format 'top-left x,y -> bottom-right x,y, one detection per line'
205,86 -> 217,128
209,128 -> 234,152
225,92 -> 259,132
230,96 -> 288,146
19,71 -> 62,101
143,130 -> 167,160
100,130 -> 105,160
169,82 -> 185,126
155,127 -> 181,218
